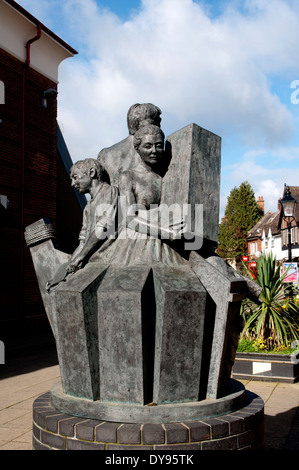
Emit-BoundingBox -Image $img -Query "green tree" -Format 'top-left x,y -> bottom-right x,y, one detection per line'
217,181 -> 263,261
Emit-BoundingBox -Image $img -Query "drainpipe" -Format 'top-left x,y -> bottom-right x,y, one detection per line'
21,23 -> 42,317
25,23 -> 42,67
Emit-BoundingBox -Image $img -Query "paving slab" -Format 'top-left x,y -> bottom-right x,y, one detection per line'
241,379 -> 299,450
0,352 -> 298,450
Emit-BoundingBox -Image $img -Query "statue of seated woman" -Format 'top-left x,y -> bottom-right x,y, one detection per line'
91,122 -> 207,405
91,121 -> 188,267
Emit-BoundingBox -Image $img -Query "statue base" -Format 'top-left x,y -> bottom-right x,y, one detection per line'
49,379 -> 245,424
32,383 -> 264,450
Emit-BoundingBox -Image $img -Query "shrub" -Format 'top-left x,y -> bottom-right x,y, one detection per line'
240,253 -> 299,350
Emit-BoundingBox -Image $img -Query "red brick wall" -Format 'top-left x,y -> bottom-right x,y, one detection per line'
0,47 -> 58,325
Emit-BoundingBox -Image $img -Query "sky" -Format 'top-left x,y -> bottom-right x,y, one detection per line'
15,0 -> 299,218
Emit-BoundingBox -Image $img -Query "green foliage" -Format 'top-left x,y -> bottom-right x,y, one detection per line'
218,181 -> 263,261
237,338 -> 258,352
240,253 -> 299,349
237,338 -> 298,354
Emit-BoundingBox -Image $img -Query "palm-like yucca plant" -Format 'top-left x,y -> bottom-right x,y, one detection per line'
241,253 -> 299,349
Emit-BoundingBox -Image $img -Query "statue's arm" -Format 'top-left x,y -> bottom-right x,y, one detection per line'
129,213 -> 185,241
67,187 -> 118,273
118,172 -> 185,241
67,231 -> 98,273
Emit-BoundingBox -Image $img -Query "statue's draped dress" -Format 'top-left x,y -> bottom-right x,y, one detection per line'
90,167 -> 188,268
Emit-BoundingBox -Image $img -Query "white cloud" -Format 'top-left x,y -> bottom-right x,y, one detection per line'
225,146 -> 299,214
51,0 -> 299,161
255,179 -> 282,210
16,0 -> 299,221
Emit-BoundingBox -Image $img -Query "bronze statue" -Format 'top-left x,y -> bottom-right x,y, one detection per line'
25,104 -> 258,417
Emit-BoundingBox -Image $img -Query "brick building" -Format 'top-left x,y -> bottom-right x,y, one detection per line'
247,187 -> 299,263
247,210 -> 280,259
0,0 -> 86,343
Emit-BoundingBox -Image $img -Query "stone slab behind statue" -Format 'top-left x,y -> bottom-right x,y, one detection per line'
162,123 -> 221,244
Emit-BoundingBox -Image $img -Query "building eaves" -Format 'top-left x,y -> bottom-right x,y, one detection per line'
268,210 -> 280,235
4,0 -> 78,55
247,211 -> 274,240
261,210 -> 281,237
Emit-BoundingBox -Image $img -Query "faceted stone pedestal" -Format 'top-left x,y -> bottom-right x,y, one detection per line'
32,384 -> 264,450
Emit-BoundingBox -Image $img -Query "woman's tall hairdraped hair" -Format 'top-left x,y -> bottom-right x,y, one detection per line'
127,103 -> 162,135
133,123 -> 165,151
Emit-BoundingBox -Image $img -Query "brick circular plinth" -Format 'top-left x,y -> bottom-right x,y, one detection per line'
32,391 -> 264,450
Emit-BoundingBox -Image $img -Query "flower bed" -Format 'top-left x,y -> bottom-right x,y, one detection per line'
233,346 -> 299,383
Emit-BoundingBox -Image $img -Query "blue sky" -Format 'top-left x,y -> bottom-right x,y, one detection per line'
15,0 -> 299,217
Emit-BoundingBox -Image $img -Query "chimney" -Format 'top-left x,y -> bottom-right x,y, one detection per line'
257,196 -> 264,212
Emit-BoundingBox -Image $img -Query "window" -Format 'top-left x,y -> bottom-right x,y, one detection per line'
295,227 -> 298,244
250,242 -> 257,254
282,229 -> 286,245
0,81 -> 4,104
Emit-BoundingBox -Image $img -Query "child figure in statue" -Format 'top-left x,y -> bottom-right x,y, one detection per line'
46,158 -> 118,290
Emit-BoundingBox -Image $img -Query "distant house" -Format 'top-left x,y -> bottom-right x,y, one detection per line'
0,0 -> 86,339
247,187 -> 299,262
247,210 -> 280,259
261,211 -> 282,259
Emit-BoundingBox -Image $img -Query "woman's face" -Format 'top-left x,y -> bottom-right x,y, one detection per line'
138,134 -> 164,166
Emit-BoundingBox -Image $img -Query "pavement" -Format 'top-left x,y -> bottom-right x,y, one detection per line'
0,340 -> 299,451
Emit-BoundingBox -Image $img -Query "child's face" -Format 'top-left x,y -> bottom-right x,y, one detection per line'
70,166 -> 92,194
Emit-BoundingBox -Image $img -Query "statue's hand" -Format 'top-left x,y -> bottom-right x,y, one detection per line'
66,255 -> 84,274
168,220 -> 187,240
